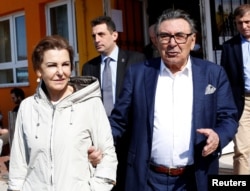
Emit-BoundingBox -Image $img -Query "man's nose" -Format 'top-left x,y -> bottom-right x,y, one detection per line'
93,35 -> 100,42
169,36 -> 178,45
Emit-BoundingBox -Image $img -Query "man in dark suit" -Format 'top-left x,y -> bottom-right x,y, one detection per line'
220,4 -> 250,174
109,9 -> 238,191
82,16 -> 145,191
82,16 -> 145,115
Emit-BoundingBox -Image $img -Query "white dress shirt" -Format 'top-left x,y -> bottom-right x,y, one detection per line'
151,58 -> 194,167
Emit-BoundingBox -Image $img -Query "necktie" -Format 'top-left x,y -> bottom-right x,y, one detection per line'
102,57 -> 113,116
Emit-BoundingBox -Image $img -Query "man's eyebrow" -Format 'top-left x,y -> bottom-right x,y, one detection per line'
92,32 -> 105,36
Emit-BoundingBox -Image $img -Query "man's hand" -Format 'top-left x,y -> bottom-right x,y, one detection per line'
88,146 -> 103,167
196,128 -> 219,157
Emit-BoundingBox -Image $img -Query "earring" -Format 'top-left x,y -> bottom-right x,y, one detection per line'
36,77 -> 41,83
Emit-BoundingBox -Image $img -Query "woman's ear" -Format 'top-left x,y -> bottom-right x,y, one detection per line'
35,70 -> 42,82
35,70 -> 41,78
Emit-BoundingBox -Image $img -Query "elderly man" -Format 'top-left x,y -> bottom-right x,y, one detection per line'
89,9 -> 238,191
110,9 -> 238,191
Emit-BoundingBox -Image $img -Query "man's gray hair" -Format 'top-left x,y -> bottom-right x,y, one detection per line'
155,9 -> 197,34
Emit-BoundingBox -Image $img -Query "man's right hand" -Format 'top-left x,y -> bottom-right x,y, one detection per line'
88,146 -> 103,167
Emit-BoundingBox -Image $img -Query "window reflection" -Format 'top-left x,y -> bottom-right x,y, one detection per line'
50,4 -> 69,40
0,20 -> 11,63
15,15 -> 27,61
0,69 -> 13,83
16,67 -> 28,83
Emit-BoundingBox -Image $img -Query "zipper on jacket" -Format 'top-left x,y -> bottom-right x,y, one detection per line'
50,105 -> 56,187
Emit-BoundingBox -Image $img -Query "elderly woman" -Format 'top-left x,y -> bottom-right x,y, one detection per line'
8,35 -> 117,191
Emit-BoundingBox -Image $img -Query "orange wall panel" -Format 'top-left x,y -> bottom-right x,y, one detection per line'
0,0 -> 55,127
77,0 -> 104,72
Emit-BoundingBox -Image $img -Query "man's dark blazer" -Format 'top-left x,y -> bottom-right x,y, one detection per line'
110,57 -> 238,191
221,34 -> 245,119
82,48 -> 145,191
82,49 -> 146,101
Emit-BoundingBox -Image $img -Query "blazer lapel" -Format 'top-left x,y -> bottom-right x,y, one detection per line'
144,58 -> 161,132
233,35 -> 243,68
191,58 -> 206,134
95,56 -> 102,83
116,50 -> 128,99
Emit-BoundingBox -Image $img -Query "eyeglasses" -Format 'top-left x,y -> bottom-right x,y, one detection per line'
157,32 -> 193,44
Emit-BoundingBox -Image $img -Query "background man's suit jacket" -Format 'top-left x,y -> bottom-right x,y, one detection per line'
110,57 -> 238,191
82,49 -> 146,100
221,34 -> 245,119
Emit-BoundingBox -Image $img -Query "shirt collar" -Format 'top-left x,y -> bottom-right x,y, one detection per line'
102,45 -> 119,62
240,34 -> 250,43
160,56 -> 191,76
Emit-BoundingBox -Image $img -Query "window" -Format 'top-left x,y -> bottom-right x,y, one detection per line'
211,0 -> 247,50
46,0 -> 79,76
210,0 -> 247,64
0,13 -> 28,86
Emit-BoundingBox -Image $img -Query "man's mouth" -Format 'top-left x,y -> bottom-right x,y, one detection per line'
167,51 -> 178,56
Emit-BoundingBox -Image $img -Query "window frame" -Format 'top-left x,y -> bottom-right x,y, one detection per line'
0,12 -> 28,87
45,0 -> 79,76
